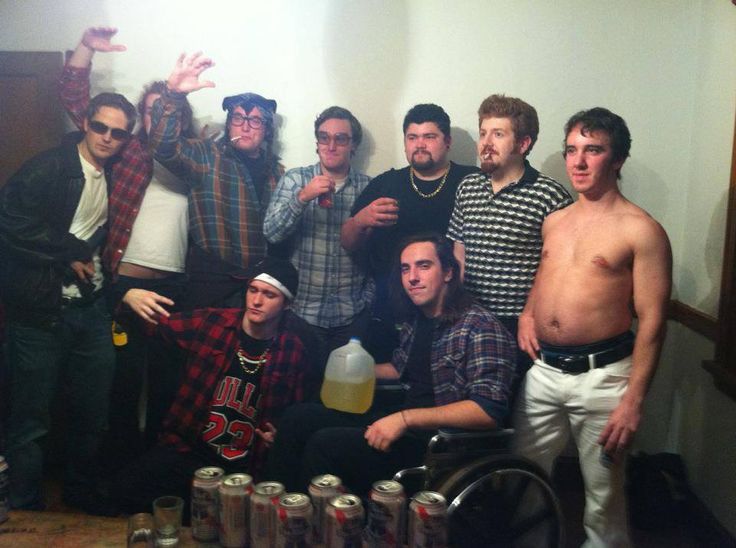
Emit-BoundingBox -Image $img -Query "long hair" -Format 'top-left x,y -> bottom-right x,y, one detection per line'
390,232 -> 474,324
136,80 -> 196,142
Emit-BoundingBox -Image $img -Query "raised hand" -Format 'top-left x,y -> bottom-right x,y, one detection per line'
81,26 -> 127,53
166,52 -> 216,94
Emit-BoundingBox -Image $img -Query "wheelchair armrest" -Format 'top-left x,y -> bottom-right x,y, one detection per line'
374,379 -> 408,391
427,428 -> 515,456
435,428 -> 515,441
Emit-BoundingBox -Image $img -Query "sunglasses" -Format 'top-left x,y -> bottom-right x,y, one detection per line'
88,120 -> 131,141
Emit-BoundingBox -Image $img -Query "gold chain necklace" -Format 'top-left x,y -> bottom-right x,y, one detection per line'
409,165 -> 450,199
236,348 -> 269,375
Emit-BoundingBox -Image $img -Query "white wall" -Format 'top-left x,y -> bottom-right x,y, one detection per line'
2,0 -> 735,536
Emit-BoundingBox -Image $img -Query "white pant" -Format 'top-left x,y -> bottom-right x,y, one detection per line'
512,356 -> 632,548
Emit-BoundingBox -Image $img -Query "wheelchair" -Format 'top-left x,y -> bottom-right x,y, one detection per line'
392,428 -> 564,547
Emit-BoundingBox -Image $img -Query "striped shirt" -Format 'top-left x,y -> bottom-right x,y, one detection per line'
392,304 -> 516,424
263,163 -> 374,328
447,162 -> 572,317
150,88 -> 281,269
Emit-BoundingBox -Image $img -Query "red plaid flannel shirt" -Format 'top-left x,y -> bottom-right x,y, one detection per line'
58,64 -> 152,278
152,308 -> 321,478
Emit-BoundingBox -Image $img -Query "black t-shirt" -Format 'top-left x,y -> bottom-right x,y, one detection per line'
193,331 -> 270,467
403,314 -> 436,409
350,162 -> 478,279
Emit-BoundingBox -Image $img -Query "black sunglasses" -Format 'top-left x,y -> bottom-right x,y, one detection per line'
88,120 -> 131,141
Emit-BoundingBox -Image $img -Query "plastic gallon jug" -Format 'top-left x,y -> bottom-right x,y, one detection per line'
320,337 -> 376,413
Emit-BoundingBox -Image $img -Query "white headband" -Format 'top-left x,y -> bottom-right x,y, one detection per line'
253,273 -> 294,300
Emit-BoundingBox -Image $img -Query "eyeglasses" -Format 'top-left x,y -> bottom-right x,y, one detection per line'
230,113 -> 265,129
88,120 -> 131,141
317,132 -> 352,147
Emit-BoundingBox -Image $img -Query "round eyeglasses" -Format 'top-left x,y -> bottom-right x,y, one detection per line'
317,132 -> 352,147
230,113 -> 265,129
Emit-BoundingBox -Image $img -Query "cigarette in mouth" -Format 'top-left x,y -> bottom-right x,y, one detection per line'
230,136 -> 242,142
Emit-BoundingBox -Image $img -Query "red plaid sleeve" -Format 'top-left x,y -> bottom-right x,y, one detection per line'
59,64 -> 91,129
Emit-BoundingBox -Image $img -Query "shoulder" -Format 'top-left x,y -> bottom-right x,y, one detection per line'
283,164 -> 318,183
456,170 -> 487,192
617,201 -> 670,253
371,167 -> 407,186
526,171 -> 573,203
349,169 -> 371,184
442,304 -> 513,349
279,310 -> 321,351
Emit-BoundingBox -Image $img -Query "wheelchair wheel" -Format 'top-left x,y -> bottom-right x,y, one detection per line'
434,456 -> 564,548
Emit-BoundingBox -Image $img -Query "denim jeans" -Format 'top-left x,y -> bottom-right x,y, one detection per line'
4,297 -> 116,509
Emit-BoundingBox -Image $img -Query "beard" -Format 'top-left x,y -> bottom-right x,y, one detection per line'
480,158 -> 500,174
410,150 -> 436,172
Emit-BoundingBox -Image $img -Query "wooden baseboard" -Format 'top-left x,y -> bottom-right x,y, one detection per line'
669,300 -> 717,341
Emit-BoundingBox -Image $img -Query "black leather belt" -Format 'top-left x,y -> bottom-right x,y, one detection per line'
540,336 -> 634,374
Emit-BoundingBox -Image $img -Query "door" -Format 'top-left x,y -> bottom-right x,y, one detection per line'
0,51 -> 64,185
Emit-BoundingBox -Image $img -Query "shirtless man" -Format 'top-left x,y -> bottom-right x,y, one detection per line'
513,107 -> 672,547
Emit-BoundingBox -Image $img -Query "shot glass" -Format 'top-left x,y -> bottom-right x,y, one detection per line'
153,495 -> 184,546
127,512 -> 155,548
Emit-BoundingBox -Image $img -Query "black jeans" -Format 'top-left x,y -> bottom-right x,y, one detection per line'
312,307 -> 371,357
103,274 -> 187,472
264,402 -> 431,495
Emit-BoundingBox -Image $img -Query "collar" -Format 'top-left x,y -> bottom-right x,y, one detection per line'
487,160 -> 539,193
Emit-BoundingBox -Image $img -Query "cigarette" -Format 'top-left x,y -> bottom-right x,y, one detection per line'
230,136 -> 242,142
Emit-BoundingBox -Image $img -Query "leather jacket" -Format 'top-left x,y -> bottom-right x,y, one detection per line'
0,132 -> 108,324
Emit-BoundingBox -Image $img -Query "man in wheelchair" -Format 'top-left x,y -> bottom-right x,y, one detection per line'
265,232 -> 516,494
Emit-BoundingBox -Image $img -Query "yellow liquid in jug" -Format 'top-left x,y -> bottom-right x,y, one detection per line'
320,377 -> 376,414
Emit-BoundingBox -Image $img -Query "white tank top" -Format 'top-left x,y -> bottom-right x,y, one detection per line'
121,160 -> 188,273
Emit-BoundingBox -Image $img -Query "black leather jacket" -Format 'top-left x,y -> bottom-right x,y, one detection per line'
0,132 -> 106,324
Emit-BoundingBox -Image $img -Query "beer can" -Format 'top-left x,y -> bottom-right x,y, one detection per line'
275,493 -> 312,548
191,466 -> 225,541
309,473 -> 342,544
365,480 -> 406,547
219,473 -> 254,548
408,491 -> 447,548
325,494 -> 364,548
250,481 -> 285,548
0,456 -> 9,525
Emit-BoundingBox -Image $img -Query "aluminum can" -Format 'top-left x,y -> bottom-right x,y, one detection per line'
308,473 -> 342,544
408,491 -> 447,548
191,466 -> 225,541
219,473 -> 254,548
275,493 -> 312,548
0,456 -> 8,525
250,481 -> 285,548
325,494 -> 364,548
364,480 -> 406,547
